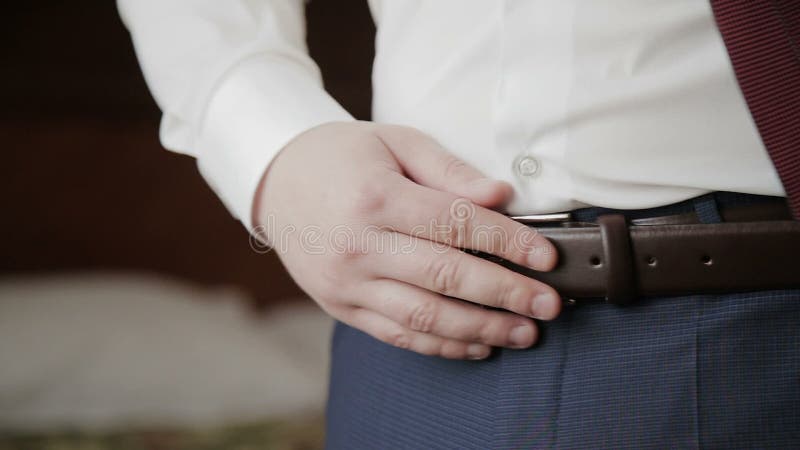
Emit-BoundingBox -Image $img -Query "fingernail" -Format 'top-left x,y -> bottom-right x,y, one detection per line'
508,324 -> 535,348
532,292 -> 557,318
527,242 -> 556,271
467,344 -> 490,359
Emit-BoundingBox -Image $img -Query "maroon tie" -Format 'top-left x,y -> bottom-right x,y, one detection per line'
710,0 -> 800,220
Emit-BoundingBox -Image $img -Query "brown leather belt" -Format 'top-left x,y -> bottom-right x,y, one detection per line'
484,202 -> 800,305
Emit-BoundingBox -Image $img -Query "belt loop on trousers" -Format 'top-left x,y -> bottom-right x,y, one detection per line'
692,192 -> 723,224
597,214 -> 637,305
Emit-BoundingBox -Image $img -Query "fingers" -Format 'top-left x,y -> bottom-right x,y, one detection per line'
341,306 -> 494,360
371,233 -> 562,321
351,279 -> 539,350
376,125 -> 513,207
369,124 -> 558,271
377,180 -> 558,271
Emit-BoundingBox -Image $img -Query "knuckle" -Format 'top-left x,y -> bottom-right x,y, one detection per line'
327,230 -> 380,265
420,342 -> 443,356
349,174 -> 390,216
439,341 -> 468,359
459,312 -> 502,345
442,197 -> 481,248
495,282 -> 524,312
385,330 -> 411,350
436,206 -> 472,248
440,154 -> 469,179
407,302 -> 438,333
335,243 -> 367,264
415,339 -> 443,357
472,319 -> 498,344
427,257 -> 461,296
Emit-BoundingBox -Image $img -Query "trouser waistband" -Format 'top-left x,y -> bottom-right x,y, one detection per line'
567,191 -> 789,224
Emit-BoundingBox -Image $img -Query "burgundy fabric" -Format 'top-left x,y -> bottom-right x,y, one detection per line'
710,0 -> 800,220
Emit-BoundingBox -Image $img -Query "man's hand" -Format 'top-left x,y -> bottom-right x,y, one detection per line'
253,121 -> 561,360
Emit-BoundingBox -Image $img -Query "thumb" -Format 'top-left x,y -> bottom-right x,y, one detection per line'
376,124 -> 513,208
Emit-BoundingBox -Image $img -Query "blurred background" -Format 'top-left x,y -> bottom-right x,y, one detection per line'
1,1 -> 374,448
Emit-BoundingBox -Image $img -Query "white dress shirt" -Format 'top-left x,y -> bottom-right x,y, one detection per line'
119,0 -> 785,229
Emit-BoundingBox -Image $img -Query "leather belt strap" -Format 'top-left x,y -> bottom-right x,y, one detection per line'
489,213 -> 800,305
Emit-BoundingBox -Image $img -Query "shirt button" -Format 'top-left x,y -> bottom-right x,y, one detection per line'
516,156 -> 540,177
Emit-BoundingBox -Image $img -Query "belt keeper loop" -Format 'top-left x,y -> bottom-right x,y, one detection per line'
597,214 -> 637,305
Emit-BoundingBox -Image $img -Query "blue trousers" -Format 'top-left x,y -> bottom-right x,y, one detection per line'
325,193 -> 800,449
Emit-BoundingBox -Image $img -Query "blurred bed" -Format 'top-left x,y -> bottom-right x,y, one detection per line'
0,274 -> 332,449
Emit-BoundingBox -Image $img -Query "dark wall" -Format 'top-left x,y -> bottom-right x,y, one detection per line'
1,1 -> 375,307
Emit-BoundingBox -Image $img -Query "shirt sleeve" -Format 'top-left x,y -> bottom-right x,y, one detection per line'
117,0 -> 354,230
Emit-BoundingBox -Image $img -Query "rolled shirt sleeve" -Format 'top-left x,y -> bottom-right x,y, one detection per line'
117,0 -> 353,230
